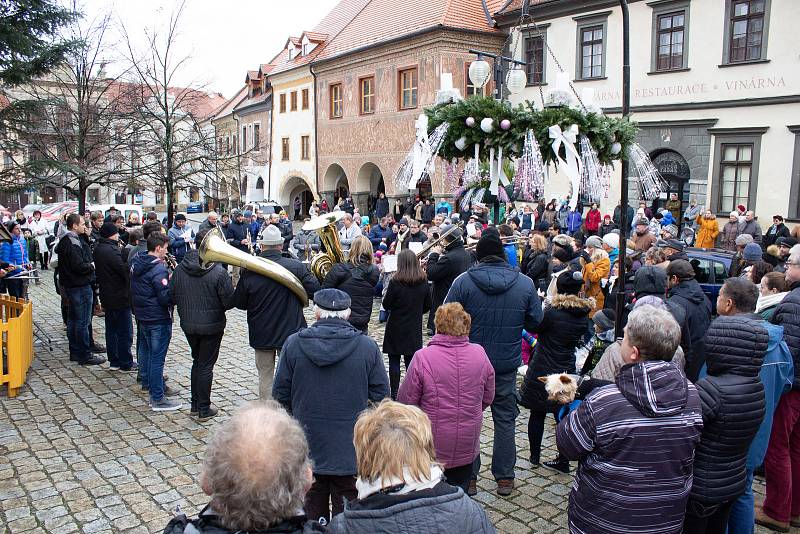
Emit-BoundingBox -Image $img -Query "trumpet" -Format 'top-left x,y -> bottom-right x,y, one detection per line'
165,253 -> 178,270
464,236 -> 524,251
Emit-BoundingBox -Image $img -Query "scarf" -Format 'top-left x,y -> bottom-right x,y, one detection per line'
355,464 -> 444,500
756,291 -> 787,314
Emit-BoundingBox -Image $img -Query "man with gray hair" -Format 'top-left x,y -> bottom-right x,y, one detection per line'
163,401 -> 325,533
273,288 -> 388,524
337,213 -> 361,251
557,305 -> 703,534
198,211 -> 219,233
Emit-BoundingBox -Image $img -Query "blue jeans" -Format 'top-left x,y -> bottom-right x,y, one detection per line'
727,469 -> 755,534
140,323 -> 172,402
64,285 -> 93,362
472,370 -> 519,480
105,308 -> 133,368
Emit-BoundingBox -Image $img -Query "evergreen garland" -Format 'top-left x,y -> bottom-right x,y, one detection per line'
425,96 -> 638,165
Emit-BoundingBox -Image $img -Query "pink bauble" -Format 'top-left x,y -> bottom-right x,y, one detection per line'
466,116 -> 476,127
500,119 -> 511,130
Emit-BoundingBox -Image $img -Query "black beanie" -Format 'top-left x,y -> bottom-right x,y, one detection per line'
556,270 -> 584,295
552,247 -> 572,264
99,221 -> 119,238
633,265 -> 667,296
475,231 -> 504,261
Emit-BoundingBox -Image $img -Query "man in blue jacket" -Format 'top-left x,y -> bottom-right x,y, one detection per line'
368,216 -> 394,251
130,232 -> 180,412
710,279 -> 794,533
273,288 -> 389,523
445,229 -> 542,496
167,214 -> 194,265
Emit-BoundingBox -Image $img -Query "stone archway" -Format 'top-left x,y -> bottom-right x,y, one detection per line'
279,174 -> 315,218
356,162 -> 385,217
323,163 -> 350,204
650,149 -> 690,216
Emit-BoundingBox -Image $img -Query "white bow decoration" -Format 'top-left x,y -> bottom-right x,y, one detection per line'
410,114 -> 432,189
549,124 -> 583,209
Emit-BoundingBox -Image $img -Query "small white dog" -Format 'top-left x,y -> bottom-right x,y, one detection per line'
539,373 -> 579,404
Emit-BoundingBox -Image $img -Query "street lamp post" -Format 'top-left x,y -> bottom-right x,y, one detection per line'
614,0 -> 631,339
467,49 -> 527,225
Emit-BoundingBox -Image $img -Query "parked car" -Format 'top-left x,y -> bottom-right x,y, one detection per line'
241,201 -> 284,216
186,201 -> 204,214
685,247 -> 735,315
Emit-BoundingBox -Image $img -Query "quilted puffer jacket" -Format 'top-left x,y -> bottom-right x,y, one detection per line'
691,315 -> 767,504
397,334 -> 495,468
772,282 -> 800,388
327,482 -> 495,534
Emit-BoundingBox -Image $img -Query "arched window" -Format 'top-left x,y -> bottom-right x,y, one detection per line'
256,176 -> 264,189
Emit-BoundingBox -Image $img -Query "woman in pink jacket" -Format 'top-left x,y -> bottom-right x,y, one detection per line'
398,302 -> 495,493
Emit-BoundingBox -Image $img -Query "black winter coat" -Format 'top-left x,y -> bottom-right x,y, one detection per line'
130,252 -> 172,324
382,278 -> 431,355
375,197 -> 389,219
763,223 -> 790,248
427,240 -> 472,313
92,238 -> 130,310
445,258 -> 542,374
163,505 -> 326,534
169,250 -> 234,335
668,279 -> 712,380
54,232 -> 94,288
273,317 -> 389,475
322,262 -> 379,330
692,315 -> 767,503
772,282 -> 800,388
520,294 -> 593,411
521,248 -> 549,292
421,204 -> 435,224
232,249 -> 319,349
226,220 -> 250,252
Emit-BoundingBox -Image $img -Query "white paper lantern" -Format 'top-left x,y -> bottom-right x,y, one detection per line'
505,68 -> 526,95
480,118 -> 494,133
469,59 -> 491,89
455,137 -> 467,151
611,142 -> 622,155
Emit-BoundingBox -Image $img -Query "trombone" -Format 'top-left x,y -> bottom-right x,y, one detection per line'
464,236 -> 525,251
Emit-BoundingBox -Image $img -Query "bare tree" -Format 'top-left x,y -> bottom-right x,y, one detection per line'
0,9 -> 138,213
121,1 -> 232,227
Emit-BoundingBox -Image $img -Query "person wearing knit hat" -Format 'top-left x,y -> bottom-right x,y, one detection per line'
585,235 -> 603,251
580,308 -> 617,376
444,214 -> 542,495
99,221 -> 119,239
743,242 -> 764,262
556,270 -> 584,295
552,246 -> 573,265
661,224 -> 679,240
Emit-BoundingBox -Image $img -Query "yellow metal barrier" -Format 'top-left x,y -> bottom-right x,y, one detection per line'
0,296 -> 33,397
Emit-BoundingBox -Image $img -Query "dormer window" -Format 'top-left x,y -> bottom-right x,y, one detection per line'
303,43 -> 310,55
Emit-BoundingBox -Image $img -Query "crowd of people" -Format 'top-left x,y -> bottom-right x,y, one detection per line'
21,194 -> 800,533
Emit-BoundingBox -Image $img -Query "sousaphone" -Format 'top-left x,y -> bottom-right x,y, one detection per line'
302,211 -> 346,281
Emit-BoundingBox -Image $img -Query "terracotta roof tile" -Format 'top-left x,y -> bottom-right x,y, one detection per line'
246,70 -> 261,81
212,86 -> 249,120
495,0 -> 554,16
302,31 -> 329,42
315,0 -> 502,62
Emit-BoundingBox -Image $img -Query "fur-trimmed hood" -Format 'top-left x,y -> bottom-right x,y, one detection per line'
550,293 -> 595,314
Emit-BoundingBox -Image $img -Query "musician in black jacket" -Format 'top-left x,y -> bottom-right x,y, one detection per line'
426,225 -> 471,334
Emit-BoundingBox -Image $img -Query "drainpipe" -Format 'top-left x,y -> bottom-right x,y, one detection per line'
233,112 -> 243,206
310,63 -> 320,205
267,84 -> 274,202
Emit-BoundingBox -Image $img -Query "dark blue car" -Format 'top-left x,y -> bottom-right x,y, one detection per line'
686,248 -> 736,315
186,201 -> 204,214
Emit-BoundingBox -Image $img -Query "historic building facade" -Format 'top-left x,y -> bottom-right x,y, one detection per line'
234,67 -> 272,203
313,0 -> 506,214
497,0 -> 800,221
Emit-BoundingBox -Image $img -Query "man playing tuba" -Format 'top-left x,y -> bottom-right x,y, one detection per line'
232,225 -> 319,400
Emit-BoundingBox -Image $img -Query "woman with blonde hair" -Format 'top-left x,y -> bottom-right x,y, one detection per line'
521,233 -> 550,292
582,247 -> 610,316
322,235 -> 379,333
397,303 -> 494,492
327,400 -> 495,533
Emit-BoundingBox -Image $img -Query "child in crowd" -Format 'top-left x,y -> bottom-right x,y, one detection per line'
580,309 -> 616,376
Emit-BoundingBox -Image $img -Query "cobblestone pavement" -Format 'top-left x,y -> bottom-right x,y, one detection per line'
0,281 -> 780,533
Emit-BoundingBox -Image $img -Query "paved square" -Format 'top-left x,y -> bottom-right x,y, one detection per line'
0,281 -> 779,533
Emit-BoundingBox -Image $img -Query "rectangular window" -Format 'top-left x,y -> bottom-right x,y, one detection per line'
729,0 -> 766,62
279,93 -> 286,113
656,11 -> 686,71
226,137 -> 230,155
524,35 -> 545,85
281,137 -> 290,161
360,76 -> 375,114
301,135 -> 310,160
302,88 -> 309,110
253,124 -> 260,151
87,189 -> 99,204
242,126 -> 247,151
233,134 -> 238,154
330,83 -> 342,118
580,26 -> 604,79
399,67 -> 418,110
718,144 -> 753,213
155,188 -> 164,204
465,63 -> 485,97
291,91 -> 298,111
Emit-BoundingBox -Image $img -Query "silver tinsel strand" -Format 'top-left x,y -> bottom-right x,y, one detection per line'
394,122 -> 450,190
629,143 -> 667,200
515,130 -> 546,201
578,135 -> 604,203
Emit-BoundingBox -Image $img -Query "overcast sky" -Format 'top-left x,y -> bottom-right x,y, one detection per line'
77,0 -> 342,98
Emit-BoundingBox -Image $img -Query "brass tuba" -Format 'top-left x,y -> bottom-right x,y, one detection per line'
199,228 -> 309,307
302,211 -> 346,281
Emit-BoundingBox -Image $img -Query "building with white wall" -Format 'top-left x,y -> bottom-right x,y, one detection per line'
497,0 -> 800,222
